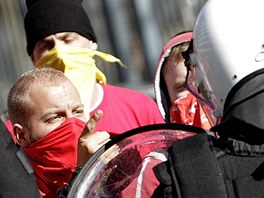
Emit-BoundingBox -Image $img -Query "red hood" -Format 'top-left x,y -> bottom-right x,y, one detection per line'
154,32 -> 192,122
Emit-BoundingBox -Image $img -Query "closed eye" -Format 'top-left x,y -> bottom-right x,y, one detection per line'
73,109 -> 84,117
45,115 -> 64,124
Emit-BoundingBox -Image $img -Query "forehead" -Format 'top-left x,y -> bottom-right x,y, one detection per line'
27,80 -> 80,104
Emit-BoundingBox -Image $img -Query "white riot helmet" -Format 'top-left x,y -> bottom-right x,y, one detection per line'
187,0 -> 264,123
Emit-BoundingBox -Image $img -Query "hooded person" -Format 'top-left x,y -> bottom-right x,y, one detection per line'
4,0 -> 164,136
154,31 -> 212,130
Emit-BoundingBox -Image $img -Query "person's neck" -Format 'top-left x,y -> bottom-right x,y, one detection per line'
90,83 -> 104,112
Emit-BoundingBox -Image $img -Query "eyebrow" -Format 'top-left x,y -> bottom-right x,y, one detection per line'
72,101 -> 83,107
39,32 -> 76,42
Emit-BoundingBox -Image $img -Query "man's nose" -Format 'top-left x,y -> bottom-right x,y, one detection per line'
43,35 -> 56,50
47,35 -> 62,50
66,111 -> 74,119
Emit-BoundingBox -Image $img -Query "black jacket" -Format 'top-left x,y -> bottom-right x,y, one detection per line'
152,70 -> 264,198
0,120 -> 40,198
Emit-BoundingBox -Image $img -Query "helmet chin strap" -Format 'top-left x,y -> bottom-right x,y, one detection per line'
184,68 -> 213,109
185,68 -> 221,125
182,39 -> 221,125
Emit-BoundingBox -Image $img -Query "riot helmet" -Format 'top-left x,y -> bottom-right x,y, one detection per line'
186,0 -> 264,124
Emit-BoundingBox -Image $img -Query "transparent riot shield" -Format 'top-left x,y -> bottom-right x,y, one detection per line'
68,123 -> 207,198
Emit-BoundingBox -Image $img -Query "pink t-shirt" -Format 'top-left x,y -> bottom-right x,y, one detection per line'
90,84 -> 165,137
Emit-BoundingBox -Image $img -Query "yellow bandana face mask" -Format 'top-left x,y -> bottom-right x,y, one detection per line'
35,44 -> 124,119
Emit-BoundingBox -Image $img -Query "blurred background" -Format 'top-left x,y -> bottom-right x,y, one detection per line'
0,0 -> 207,117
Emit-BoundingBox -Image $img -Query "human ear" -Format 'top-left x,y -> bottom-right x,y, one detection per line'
90,41 -> 98,50
13,123 -> 29,147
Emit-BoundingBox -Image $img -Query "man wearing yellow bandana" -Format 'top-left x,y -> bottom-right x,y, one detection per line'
19,0 -> 165,197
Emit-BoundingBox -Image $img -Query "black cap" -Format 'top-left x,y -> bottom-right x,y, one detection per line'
24,0 -> 97,55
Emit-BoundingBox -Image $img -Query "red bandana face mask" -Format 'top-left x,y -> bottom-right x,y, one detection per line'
23,117 -> 86,198
170,92 -> 212,130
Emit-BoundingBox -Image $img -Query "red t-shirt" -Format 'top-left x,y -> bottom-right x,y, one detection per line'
90,84 -> 165,137
5,120 -> 15,142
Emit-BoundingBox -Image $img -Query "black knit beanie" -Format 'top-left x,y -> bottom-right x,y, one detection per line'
24,0 -> 97,55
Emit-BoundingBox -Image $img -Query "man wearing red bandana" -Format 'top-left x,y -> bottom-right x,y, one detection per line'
7,67 -> 110,198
